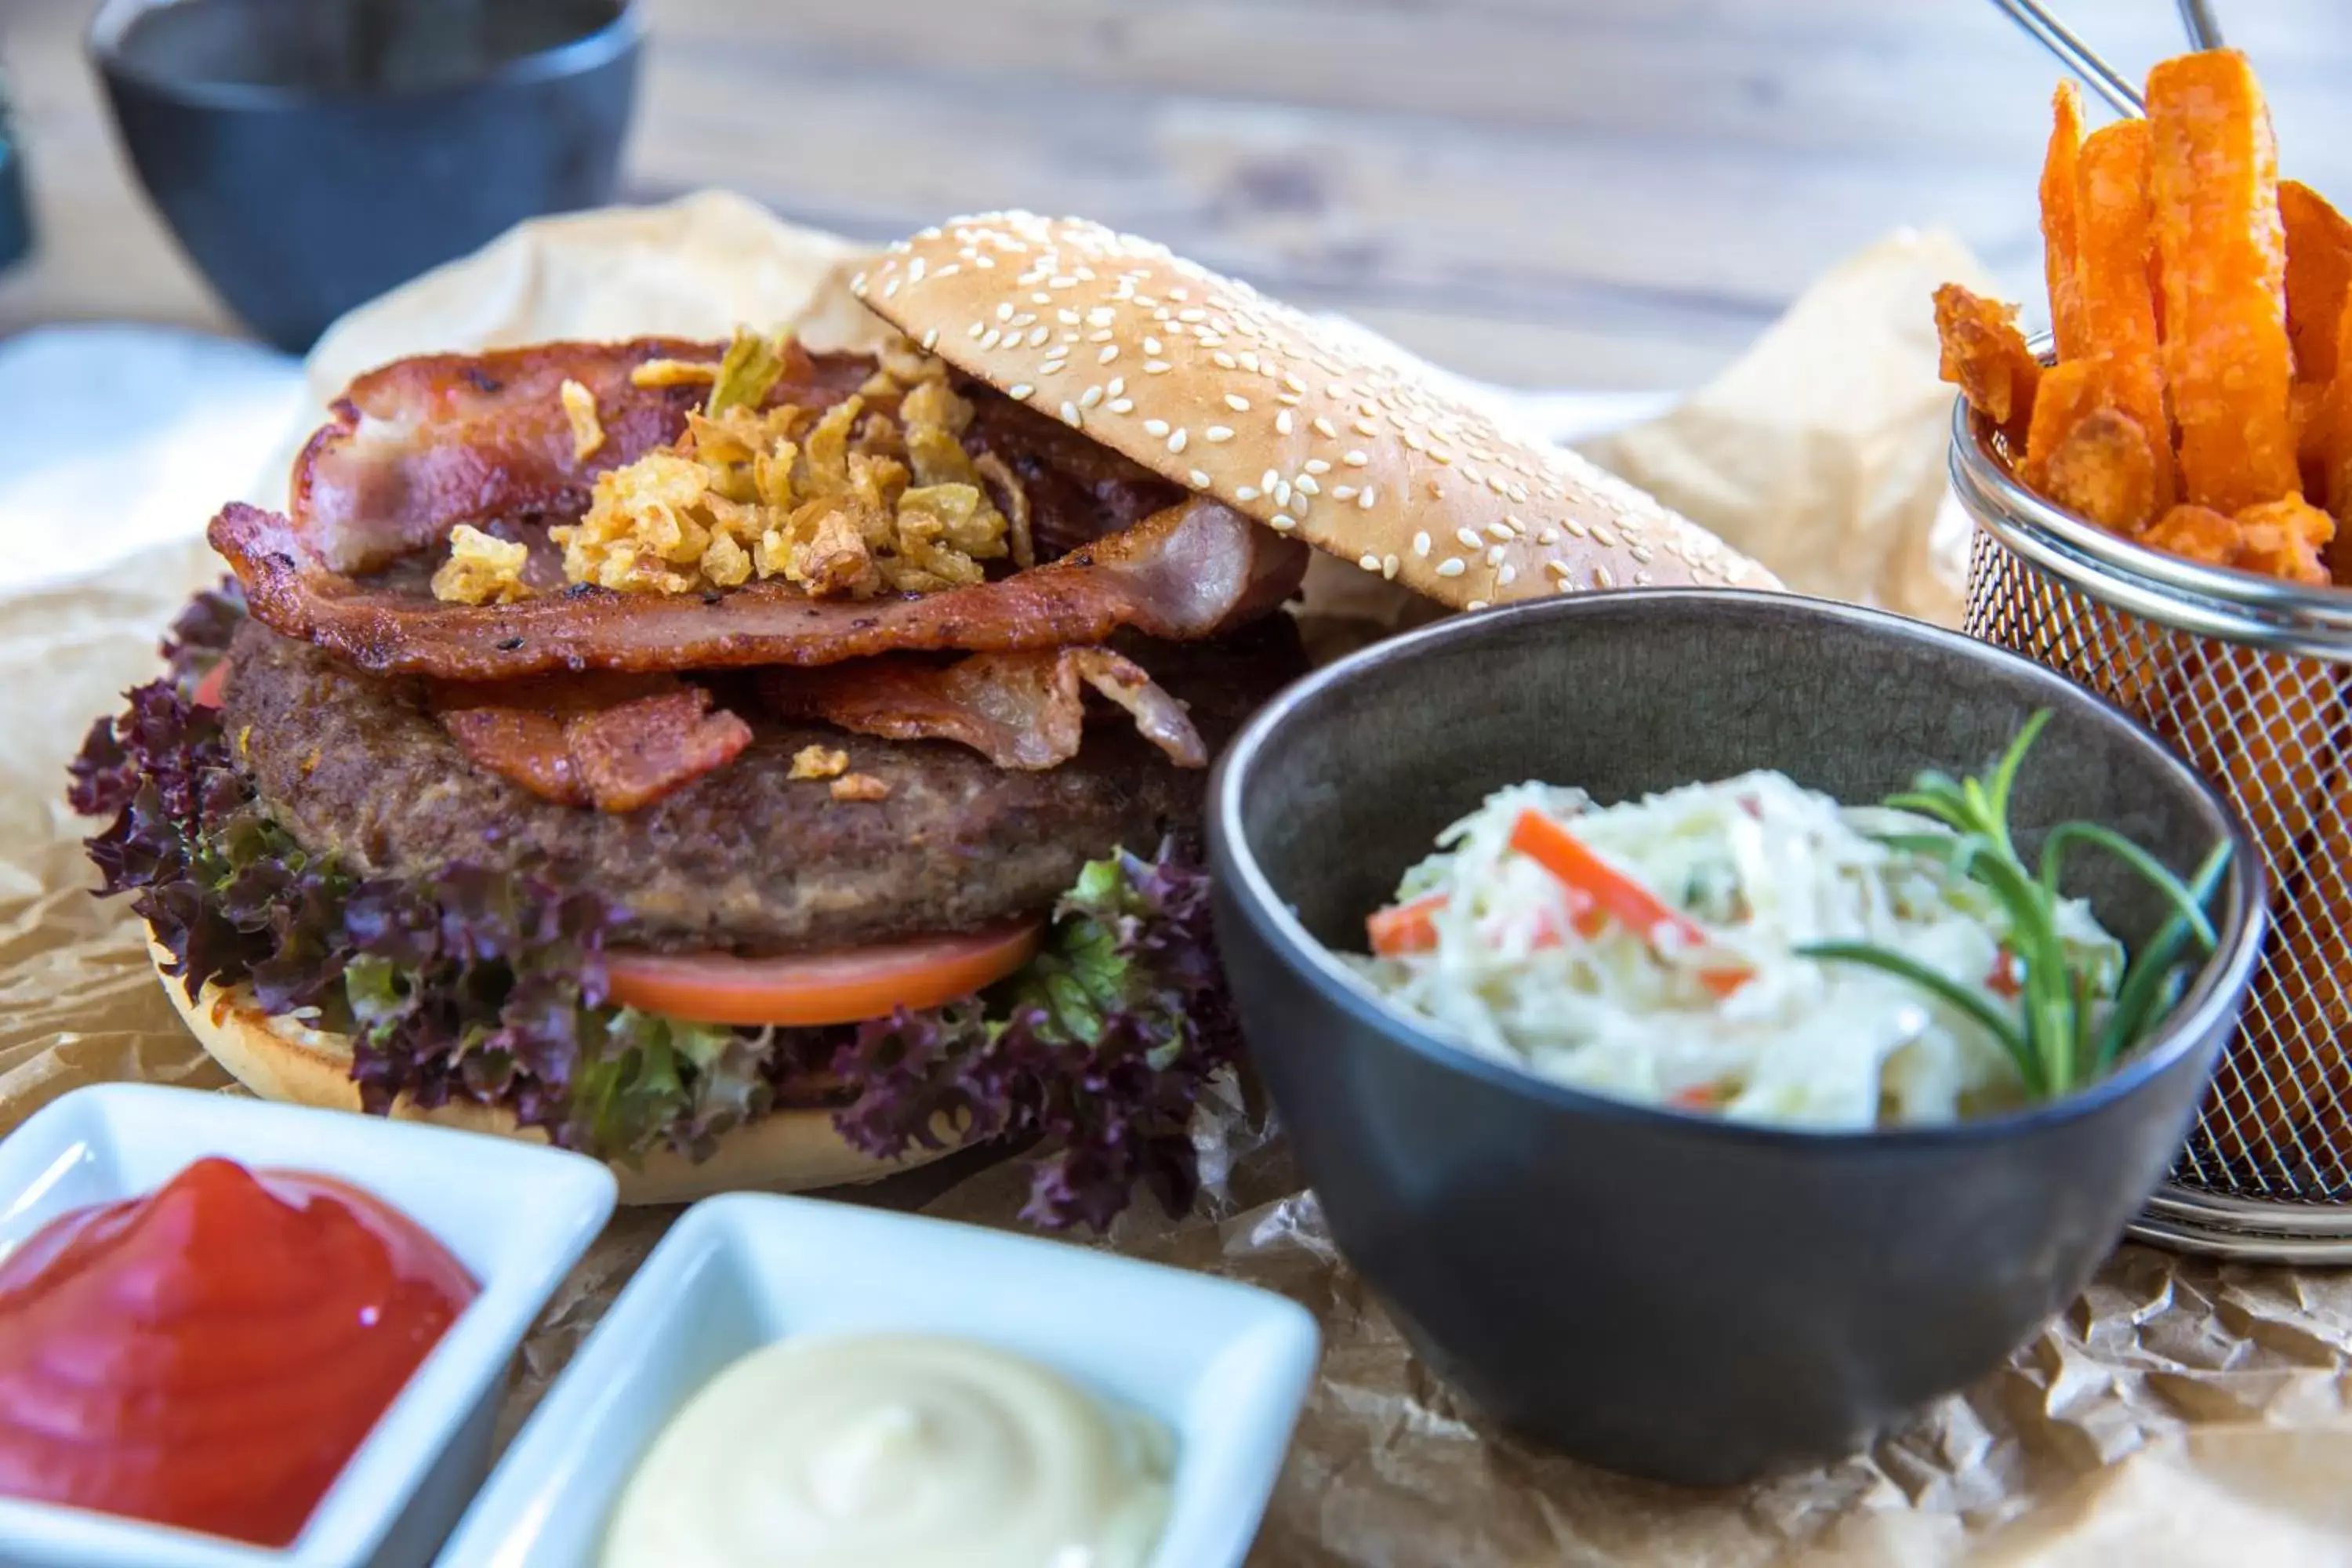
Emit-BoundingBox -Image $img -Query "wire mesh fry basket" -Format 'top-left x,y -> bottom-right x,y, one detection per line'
1952,401 -> 2352,1261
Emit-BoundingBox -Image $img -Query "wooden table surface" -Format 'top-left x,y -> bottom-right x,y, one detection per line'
4,0 -> 2350,390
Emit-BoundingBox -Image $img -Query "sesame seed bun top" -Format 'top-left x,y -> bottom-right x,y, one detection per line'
852,212 -> 1779,611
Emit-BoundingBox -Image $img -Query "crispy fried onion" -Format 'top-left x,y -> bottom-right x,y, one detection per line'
430,673 -> 752,812
211,495 -> 1310,680
762,648 -> 1206,771
292,338 -> 877,575
546,354 -> 1013,601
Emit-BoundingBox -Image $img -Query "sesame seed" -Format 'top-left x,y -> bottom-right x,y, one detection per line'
1331,485 -> 1357,501
997,303 -> 1014,321
1466,600 -> 1490,612
1354,418 -> 1379,436
1486,522 -> 1515,543
1359,553 -> 1381,572
1214,352 -> 1238,369
1106,397 -> 1134,414
1304,459 -> 1331,475
1631,546 -> 1654,564
1269,514 -> 1298,532
1145,419 -> 1171,437
1344,451 -> 1370,467
1178,308 -> 1207,322
1142,336 -> 1163,354
1382,554 -> 1399,579
1189,468 -> 1211,488
980,328 -> 1004,350
1168,429 -> 1189,453
1276,391 -> 1305,405
1273,479 -> 1293,506
1455,528 -> 1483,550
1294,474 -> 1319,495
1436,558 -> 1468,579
1261,469 -> 1280,490
1357,488 -> 1377,510
1413,532 -> 1432,557
1591,523 -> 1618,549
1566,517 -> 1591,539
1275,410 -> 1294,435
1498,564 -> 1519,586
1545,560 -> 1572,579
1241,352 -> 1262,372
851,270 -> 869,294
1106,378 -> 1126,397
1007,383 -> 1034,401
1595,564 -> 1617,589
1078,386 -> 1104,409
1312,417 -> 1339,438
1061,401 -> 1083,427
1027,326 -> 1051,348
1057,309 -> 1080,325
883,277 -> 901,298
1485,546 -> 1506,567
921,327 -> 940,350
1537,529 -> 1558,546
1283,372 -> 1308,394
1145,361 -> 1173,375
967,321 -> 985,339
1235,487 -> 1260,502
1225,393 -> 1250,412
1205,426 -> 1235,443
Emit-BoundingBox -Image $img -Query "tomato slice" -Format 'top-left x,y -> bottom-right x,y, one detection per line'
191,659 -> 230,710
604,921 -> 1044,1027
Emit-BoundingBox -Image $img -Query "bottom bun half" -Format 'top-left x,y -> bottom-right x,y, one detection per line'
147,936 -> 953,1205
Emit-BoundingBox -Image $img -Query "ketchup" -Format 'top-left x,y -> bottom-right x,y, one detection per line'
0,1157 -> 477,1547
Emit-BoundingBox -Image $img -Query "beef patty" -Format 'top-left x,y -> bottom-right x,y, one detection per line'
223,618 -> 1305,952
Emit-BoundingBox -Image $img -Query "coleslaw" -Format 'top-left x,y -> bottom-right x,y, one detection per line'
1346,771 -> 2128,1130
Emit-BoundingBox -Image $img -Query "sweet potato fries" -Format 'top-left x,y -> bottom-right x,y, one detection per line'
1941,50 -> 2347,590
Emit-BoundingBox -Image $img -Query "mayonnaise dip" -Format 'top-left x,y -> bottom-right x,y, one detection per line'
599,1331 -> 1174,1568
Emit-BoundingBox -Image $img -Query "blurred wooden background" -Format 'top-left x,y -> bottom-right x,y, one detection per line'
4,0 -> 2350,389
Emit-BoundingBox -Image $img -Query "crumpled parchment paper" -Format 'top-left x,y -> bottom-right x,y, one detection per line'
6,194 -> 2350,1568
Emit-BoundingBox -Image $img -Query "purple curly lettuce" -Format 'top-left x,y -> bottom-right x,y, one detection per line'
831,844 -> 1239,1230
67,587 -> 1244,1232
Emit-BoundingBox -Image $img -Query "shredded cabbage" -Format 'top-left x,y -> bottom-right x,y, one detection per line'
1347,772 -> 2125,1129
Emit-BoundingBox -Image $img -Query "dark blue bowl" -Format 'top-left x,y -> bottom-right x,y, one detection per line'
1207,590 -> 2265,1486
89,0 -> 640,354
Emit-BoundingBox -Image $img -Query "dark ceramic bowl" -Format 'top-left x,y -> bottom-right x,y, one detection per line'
89,0 -> 640,354
1207,590 -> 2266,1486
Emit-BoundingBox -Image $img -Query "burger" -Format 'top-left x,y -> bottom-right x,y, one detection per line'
68,212 -> 1773,1227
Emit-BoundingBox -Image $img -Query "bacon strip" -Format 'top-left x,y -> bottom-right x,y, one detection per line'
433,674 -> 752,811
290,339 -> 1177,576
764,648 -> 1207,770
212,496 -> 1309,681
292,338 -> 878,575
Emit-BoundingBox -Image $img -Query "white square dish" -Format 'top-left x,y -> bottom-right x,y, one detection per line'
0,1083 -> 617,1568
434,1192 -> 1322,1568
